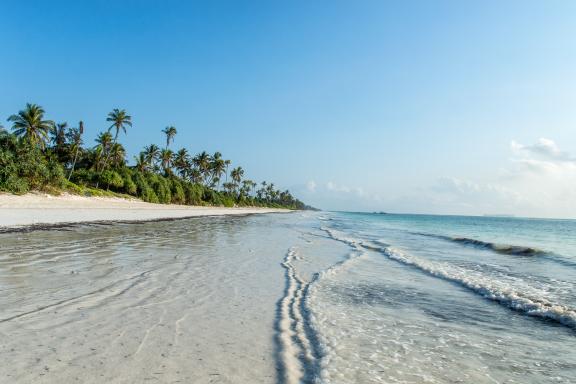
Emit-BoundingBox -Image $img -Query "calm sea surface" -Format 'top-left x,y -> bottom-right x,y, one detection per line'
0,211 -> 574,383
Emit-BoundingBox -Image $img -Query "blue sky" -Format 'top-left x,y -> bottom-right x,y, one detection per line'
2,1 -> 576,217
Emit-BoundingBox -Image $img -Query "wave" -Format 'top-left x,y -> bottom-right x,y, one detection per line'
415,232 -> 544,256
323,227 -> 576,330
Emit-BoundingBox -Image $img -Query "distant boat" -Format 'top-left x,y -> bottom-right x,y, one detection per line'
373,211 -> 388,215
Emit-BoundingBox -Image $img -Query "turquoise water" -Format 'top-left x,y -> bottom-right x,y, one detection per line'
1,212 -> 575,383
308,212 -> 576,383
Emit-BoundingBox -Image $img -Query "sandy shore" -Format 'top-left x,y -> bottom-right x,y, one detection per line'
0,192 -> 289,228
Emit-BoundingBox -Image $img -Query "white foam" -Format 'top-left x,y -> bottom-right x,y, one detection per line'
323,227 -> 576,329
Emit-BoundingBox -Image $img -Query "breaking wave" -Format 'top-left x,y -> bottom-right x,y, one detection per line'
324,227 -> 576,330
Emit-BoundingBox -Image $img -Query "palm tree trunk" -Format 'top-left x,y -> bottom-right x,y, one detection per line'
68,147 -> 79,181
96,129 -> 118,188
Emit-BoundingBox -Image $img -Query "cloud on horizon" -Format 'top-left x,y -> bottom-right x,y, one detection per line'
295,138 -> 576,218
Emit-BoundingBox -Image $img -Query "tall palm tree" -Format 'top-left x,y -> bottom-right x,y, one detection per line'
160,148 -> 174,175
193,151 -> 211,185
94,131 -> 113,171
51,122 -> 67,148
8,103 -> 54,149
143,144 -> 160,170
162,126 -> 177,149
230,166 -> 244,195
67,121 -> 84,181
109,143 -> 126,168
135,152 -> 147,173
102,108 -> 131,171
50,122 -> 69,163
210,152 -> 226,190
173,148 -> 190,178
224,159 -> 231,183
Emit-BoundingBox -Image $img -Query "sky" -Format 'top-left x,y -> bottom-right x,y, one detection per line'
1,1 -> 576,218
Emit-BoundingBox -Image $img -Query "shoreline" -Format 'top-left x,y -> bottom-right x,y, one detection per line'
0,192 -> 291,229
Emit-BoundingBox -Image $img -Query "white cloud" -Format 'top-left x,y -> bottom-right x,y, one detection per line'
296,138 -> 576,218
511,138 -> 574,162
306,180 -> 317,192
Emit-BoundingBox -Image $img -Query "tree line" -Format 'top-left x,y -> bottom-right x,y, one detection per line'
0,103 -> 310,210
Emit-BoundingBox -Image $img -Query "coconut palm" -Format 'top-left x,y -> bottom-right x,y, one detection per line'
224,159 -> 231,183
51,122 -> 67,148
107,108 -> 132,142
135,152 -> 147,173
8,103 -> 54,149
94,131 -> 113,171
162,126 -> 177,149
193,151 -> 211,184
143,144 -> 160,170
173,148 -> 190,178
210,152 -> 226,190
160,148 -> 173,175
230,166 -> 244,195
102,108 -> 131,171
66,121 -> 84,181
109,143 -> 126,168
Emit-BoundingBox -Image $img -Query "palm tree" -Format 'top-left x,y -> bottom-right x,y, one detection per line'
162,126 -> 177,149
109,143 -> 126,168
210,152 -> 226,190
8,103 -> 54,149
135,152 -> 147,173
230,166 -> 244,195
94,131 -> 113,171
66,121 -> 84,181
160,148 -> 174,175
224,159 -> 231,183
143,144 -> 160,170
173,148 -> 190,178
193,151 -> 211,185
51,122 -> 67,148
102,108 -> 131,171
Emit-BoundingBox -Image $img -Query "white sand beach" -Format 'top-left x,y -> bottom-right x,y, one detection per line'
0,193 -> 288,228
0,206 -> 350,383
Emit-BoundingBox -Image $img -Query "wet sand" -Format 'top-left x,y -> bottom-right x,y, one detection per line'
0,211 -> 347,383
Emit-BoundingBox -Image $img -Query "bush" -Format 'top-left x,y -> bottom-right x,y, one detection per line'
184,183 -> 204,205
119,168 -> 137,195
169,178 -> 185,204
147,173 -> 171,204
71,168 -> 96,186
133,171 -> 159,203
99,170 -> 124,190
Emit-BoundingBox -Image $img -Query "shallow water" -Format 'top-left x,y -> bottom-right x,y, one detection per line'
0,212 -> 575,383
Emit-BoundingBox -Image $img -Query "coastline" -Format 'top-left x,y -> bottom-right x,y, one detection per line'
0,192 -> 290,229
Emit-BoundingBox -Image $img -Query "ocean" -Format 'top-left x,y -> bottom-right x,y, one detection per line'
300,212 -> 576,383
0,212 -> 574,383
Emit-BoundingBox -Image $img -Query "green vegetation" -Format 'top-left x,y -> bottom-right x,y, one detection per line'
0,103 -> 310,210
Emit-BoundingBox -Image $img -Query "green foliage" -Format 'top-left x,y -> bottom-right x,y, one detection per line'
99,170 -> 124,190
70,168 -> 96,186
146,173 -> 171,204
0,132 -> 65,193
1,103 -> 311,210
119,168 -> 137,195
169,178 -> 185,204
184,183 -> 204,205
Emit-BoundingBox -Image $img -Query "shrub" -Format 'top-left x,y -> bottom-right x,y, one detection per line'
99,170 -> 124,190
169,178 -> 185,204
184,183 -> 204,205
119,168 -> 137,195
147,173 -> 171,204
